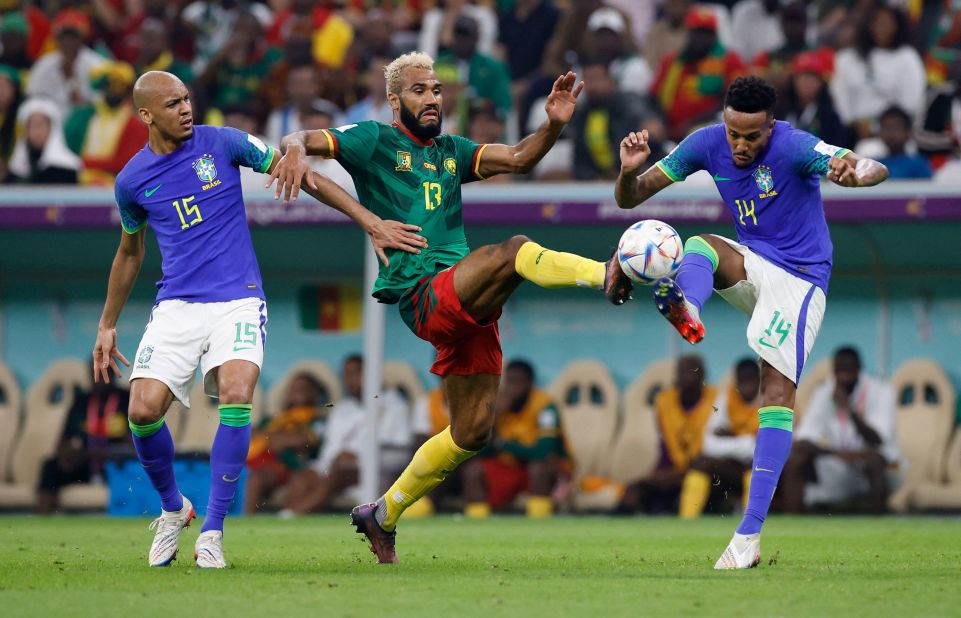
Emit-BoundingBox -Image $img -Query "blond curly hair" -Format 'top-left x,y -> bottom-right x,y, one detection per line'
383,52 -> 435,95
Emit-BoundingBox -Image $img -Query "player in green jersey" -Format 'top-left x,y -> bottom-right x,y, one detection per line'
269,52 -> 632,563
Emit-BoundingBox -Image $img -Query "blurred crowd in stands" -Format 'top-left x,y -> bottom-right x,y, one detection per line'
2,0 -> 961,187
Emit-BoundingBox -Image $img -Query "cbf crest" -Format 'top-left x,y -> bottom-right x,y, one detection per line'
193,154 -> 217,183
753,165 -> 777,199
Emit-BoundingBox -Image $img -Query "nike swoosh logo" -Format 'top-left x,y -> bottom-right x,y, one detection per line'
754,467 -> 774,473
222,474 -> 241,483
233,346 -> 254,352
712,174 -> 731,181
758,337 -> 777,349
145,184 -> 162,197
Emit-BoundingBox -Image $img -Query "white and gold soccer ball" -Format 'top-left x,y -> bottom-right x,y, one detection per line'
616,220 -> 684,285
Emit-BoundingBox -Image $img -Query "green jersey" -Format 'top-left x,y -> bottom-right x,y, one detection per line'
322,121 -> 486,302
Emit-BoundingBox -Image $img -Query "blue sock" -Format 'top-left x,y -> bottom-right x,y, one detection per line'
202,405 -> 252,533
675,236 -> 719,312
737,407 -> 794,535
130,419 -> 183,513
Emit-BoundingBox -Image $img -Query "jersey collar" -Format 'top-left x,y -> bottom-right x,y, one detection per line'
392,122 -> 434,147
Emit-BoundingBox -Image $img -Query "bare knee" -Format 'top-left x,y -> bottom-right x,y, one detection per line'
127,399 -> 163,426
760,362 -> 796,408
504,234 -> 532,255
218,377 -> 255,404
450,413 -> 494,451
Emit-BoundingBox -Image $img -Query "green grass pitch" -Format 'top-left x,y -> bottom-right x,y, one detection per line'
1,515 -> 958,617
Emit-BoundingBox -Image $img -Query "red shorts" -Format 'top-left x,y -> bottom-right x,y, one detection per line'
481,457 -> 529,509
398,265 -> 502,376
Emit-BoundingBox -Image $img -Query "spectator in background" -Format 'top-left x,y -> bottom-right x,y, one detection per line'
679,358 -> 760,518
650,6 -> 744,142
4,0 -> 50,64
0,64 -> 22,182
497,0 -> 560,85
729,0 -> 785,64
782,347 -> 902,514
300,99 -> 355,194
0,11 -> 31,73
570,58 -> 655,181
259,34 -> 322,115
36,366 -> 130,514
467,98 -> 507,149
917,54 -> 961,170
419,0 -> 498,60
182,0 -> 273,74
436,15 -> 513,133
643,0 -> 689,73
26,9 -> 104,115
584,7 -> 652,96
7,97 -> 80,184
133,18 -> 194,84
264,63 -> 341,146
831,6 -> 925,139
779,50 -> 853,149
344,55 -> 393,124
855,106 -> 932,179
281,355 -> 412,516
267,0 -> 354,70
616,355 -> 716,514
752,2 -> 811,95
245,373 -> 328,514
197,11 -> 282,118
461,360 -> 566,518
64,61 -> 148,186
349,10 -> 404,79
110,0 -> 195,66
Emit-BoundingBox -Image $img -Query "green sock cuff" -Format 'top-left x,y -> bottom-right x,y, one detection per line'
684,236 -> 719,272
758,406 -> 794,431
129,417 -> 165,437
218,404 -> 252,427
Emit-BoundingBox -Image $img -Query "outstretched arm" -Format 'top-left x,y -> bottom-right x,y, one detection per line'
828,151 -> 888,187
300,170 -> 428,267
474,72 -> 583,177
267,130 -> 338,201
93,229 -> 144,383
614,130 -> 674,209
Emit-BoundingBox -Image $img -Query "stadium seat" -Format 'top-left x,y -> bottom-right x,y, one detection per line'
0,362 -> 23,484
179,378 -> 265,453
610,360 -> 672,488
887,358 -> 958,512
547,360 -> 620,511
0,359 -> 88,509
265,360 -> 341,419
793,357 -> 832,424
382,360 -> 424,406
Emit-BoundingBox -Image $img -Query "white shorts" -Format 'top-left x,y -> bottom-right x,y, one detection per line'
130,297 -> 267,407
804,455 -> 902,506
713,236 -> 826,385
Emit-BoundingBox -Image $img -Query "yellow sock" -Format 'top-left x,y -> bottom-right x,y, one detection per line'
514,241 -> 605,290
464,502 -> 491,518
679,470 -> 711,518
526,496 -> 553,518
380,426 -> 476,531
742,469 -> 752,511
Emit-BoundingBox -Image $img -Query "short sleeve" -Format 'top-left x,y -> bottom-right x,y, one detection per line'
655,127 -> 711,182
789,128 -> 850,176
325,121 -> 379,170
218,126 -> 277,173
449,134 -> 484,183
115,179 -> 147,234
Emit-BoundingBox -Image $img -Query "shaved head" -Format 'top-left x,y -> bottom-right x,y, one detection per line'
134,70 -> 194,152
133,71 -> 184,109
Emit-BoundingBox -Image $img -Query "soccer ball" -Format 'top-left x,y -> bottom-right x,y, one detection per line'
616,220 -> 684,285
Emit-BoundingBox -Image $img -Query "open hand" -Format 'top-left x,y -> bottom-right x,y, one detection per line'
265,144 -> 318,202
544,71 -> 584,126
92,328 -> 129,384
620,130 -> 652,174
369,219 -> 428,266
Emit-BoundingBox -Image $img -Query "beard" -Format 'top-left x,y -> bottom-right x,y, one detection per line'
400,102 -> 442,142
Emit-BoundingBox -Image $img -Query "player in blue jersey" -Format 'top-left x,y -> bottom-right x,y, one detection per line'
91,71 -> 424,568
615,76 -> 889,569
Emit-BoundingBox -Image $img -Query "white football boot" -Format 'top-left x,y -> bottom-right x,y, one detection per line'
194,530 -> 228,569
714,532 -> 761,570
147,496 -> 195,566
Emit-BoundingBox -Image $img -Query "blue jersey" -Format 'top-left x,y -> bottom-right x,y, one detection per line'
115,125 -> 276,303
656,121 -> 849,291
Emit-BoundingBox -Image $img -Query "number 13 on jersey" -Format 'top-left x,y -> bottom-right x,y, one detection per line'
422,182 -> 442,210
